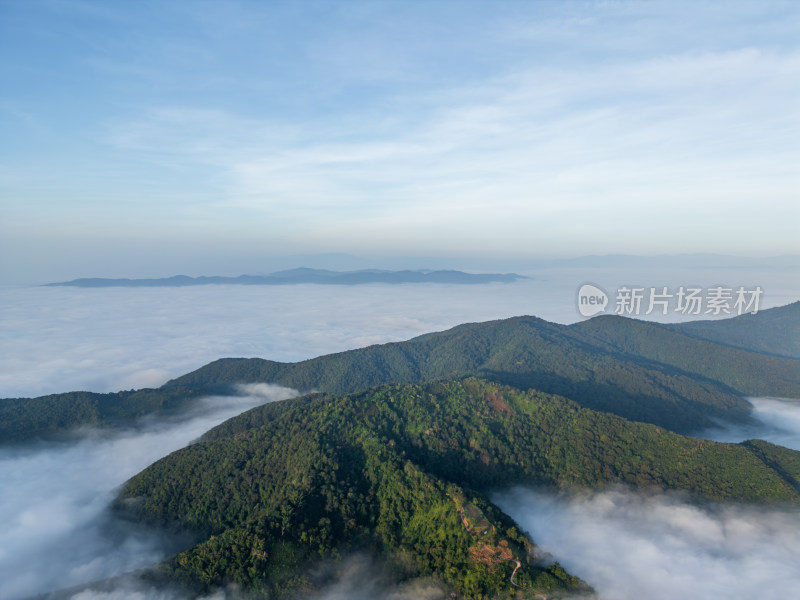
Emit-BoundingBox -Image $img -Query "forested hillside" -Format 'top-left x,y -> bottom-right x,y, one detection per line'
671,301 -> 800,359
119,379 -> 800,598
0,391 -> 115,440
0,386 -> 206,444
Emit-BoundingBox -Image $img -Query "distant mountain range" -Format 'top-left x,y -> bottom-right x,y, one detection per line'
46,268 -> 526,287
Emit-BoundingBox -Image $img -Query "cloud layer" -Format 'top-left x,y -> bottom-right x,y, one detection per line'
702,397 -> 800,450
0,271 -> 798,598
2,265 -> 796,399
495,487 -> 800,600
0,384 -> 298,600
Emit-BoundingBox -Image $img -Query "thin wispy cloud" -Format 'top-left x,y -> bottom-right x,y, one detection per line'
2,0 -> 797,276
97,44 -> 800,256
64,554 -> 446,600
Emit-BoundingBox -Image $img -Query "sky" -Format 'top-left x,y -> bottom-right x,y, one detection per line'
1,0 -> 799,284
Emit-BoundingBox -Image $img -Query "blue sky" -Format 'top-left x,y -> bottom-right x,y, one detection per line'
1,0 -> 798,282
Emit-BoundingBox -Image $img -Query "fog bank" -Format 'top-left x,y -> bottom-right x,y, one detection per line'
495,487 -> 800,600
61,553 -> 446,600
0,384 -> 299,600
701,397 -> 800,450
2,265 -> 796,398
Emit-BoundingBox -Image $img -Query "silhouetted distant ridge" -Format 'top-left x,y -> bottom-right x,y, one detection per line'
46,268 -> 526,287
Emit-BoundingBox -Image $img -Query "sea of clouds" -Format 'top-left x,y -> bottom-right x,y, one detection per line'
494,486 -> 800,600
1,265 -> 796,399
0,269 -> 798,599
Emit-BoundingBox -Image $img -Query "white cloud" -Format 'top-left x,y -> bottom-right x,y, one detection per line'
702,397 -> 800,450
64,554 -> 446,600
123,47 -> 799,187
307,554 -> 445,600
1,267 -> 797,399
77,7 -> 799,257
0,282 -> 552,397
0,384 -> 299,599
495,486 -> 800,600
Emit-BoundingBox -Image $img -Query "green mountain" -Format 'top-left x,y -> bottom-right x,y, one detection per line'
670,301 -> 800,359
8,305 -> 797,596
166,308 -> 799,433
0,386 -> 207,445
118,379 -> 800,598
3,304 -> 799,444
570,311 -> 799,397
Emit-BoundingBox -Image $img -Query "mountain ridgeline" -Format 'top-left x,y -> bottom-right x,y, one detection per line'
165,303 -> 800,433
673,300 -> 800,359
2,302 -> 799,444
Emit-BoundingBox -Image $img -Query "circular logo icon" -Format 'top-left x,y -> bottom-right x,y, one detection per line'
577,283 -> 608,317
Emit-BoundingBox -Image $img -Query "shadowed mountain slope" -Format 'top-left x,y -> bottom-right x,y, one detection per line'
569,310 -> 799,397
669,301 -> 800,359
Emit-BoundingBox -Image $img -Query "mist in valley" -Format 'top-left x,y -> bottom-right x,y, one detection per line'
0,385 -> 298,599
494,395 -> 800,600
701,397 -> 800,450
495,485 -> 800,600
